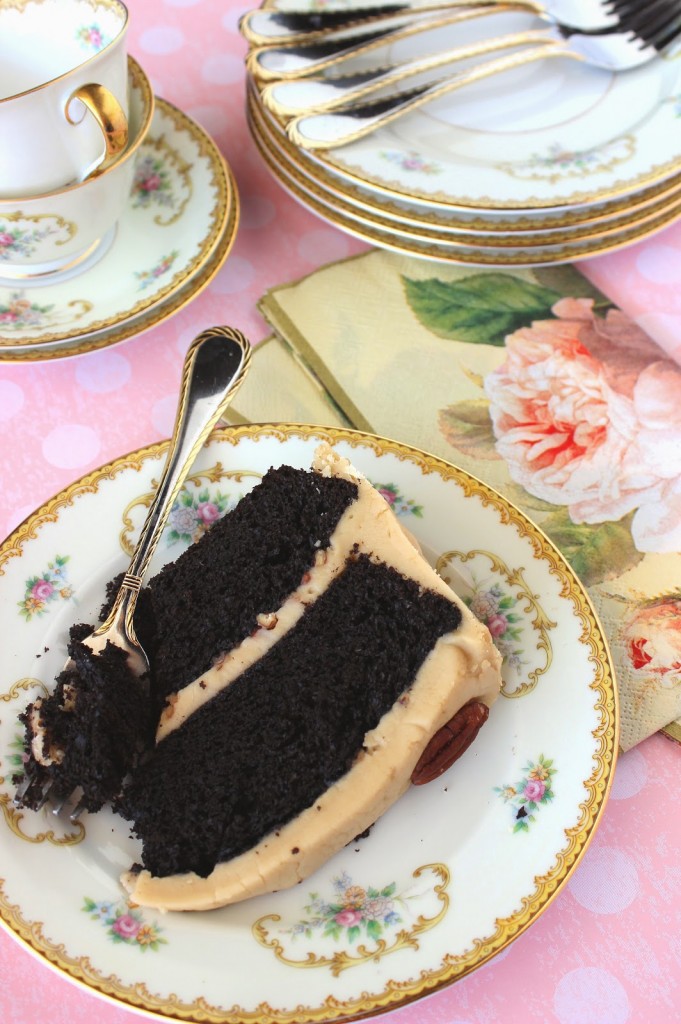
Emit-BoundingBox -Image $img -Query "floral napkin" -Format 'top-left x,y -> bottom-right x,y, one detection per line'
223,333 -> 352,429
256,249 -> 681,752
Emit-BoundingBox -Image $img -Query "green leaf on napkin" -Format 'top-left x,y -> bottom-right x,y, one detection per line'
402,272 -> 564,346
438,400 -> 500,459
540,509 -> 644,586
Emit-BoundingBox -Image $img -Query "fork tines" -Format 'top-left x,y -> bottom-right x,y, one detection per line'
610,0 -> 681,49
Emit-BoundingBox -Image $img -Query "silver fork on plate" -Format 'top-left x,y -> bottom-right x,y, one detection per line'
283,8 -> 681,150
247,0 -> 681,79
14,326 -> 252,819
241,0 -> 623,47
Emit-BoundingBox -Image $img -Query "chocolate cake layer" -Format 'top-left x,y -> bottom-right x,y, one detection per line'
136,464 -> 358,706
118,554 -> 462,879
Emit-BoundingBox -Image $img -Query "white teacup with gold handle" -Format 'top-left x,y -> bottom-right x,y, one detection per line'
0,56 -> 153,281
0,0 -> 130,198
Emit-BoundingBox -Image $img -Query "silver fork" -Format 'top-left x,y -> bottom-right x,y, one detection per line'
14,325 -> 252,819
241,0 -> 621,47
284,13 -> 681,150
262,26 -> 562,114
247,0 -> 680,78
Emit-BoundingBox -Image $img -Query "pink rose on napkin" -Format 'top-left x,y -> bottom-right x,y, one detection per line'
623,599 -> 681,679
484,299 -> 681,552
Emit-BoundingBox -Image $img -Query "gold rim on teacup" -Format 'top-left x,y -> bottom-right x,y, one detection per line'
0,0 -> 130,195
0,0 -> 129,103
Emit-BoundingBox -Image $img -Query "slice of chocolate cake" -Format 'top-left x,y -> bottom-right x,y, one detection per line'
118,444 -> 502,911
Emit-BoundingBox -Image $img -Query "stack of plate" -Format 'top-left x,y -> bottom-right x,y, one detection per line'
0,85 -> 239,363
245,6 -> 681,266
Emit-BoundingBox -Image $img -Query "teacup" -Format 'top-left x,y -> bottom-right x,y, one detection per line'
0,56 -> 153,281
0,0 -> 129,198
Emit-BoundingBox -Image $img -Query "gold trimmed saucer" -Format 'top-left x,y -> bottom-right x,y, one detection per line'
0,165 -> 239,362
0,94 -> 237,349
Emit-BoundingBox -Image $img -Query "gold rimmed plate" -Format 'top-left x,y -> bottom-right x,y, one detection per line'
248,75 -> 681,236
248,80 -> 681,250
0,424 -> 617,1022
248,91 -> 681,266
0,94 -> 235,349
0,165 -> 239,362
249,5 -> 681,213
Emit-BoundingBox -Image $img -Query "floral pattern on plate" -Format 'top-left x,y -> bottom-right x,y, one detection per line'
131,154 -> 175,212
495,755 -> 557,833
253,863 -> 450,976
134,251 -> 180,291
18,555 -> 73,621
372,481 -> 423,517
0,293 -> 55,330
83,898 -> 167,951
378,150 -> 442,176
166,486 -> 235,547
436,548 -> 555,698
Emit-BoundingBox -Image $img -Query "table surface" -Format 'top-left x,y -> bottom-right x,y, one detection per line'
1,2 -> 680,1022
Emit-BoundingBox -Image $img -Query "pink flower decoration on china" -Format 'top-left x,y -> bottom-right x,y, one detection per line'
484,298 -> 681,553
31,579 -> 54,601
0,232 -> 14,247
335,909 -> 362,927
486,613 -> 508,638
112,914 -> 141,940
197,501 -> 220,524
524,779 -> 546,802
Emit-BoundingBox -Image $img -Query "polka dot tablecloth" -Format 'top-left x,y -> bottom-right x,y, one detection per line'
1,2 -> 680,1021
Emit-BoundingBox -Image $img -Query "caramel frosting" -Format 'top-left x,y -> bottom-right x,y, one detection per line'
122,444 -> 502,911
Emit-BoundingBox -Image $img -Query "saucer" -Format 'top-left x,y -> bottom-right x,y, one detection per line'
0,164 -> 239,362
0,95 -> 237,350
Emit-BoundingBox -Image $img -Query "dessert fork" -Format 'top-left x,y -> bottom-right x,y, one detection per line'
241,0 -> 621,47
14,325 -> 252,819
285,13 -> 681,150
247,0 -> 680,79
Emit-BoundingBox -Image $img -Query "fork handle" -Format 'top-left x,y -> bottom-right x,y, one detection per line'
287,41 -> 576,150
249,5 -> 526,80
95,327 -> 252,639
263,28 -> 553,115
241,0 -> 540,46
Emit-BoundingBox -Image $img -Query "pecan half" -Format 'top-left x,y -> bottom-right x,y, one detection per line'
411,700 -> 489,785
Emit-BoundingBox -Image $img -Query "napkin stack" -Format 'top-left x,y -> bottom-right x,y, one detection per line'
228,249 -> 681,751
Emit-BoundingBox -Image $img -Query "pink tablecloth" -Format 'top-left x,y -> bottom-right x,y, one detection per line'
1,2 -> 680,1021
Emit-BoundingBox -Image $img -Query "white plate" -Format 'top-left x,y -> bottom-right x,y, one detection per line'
0,94 -> 233,348
261,8 -> 681,211
248,95 -> 681,265
0,425 -> 617,1022
249,76 -> 681,236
